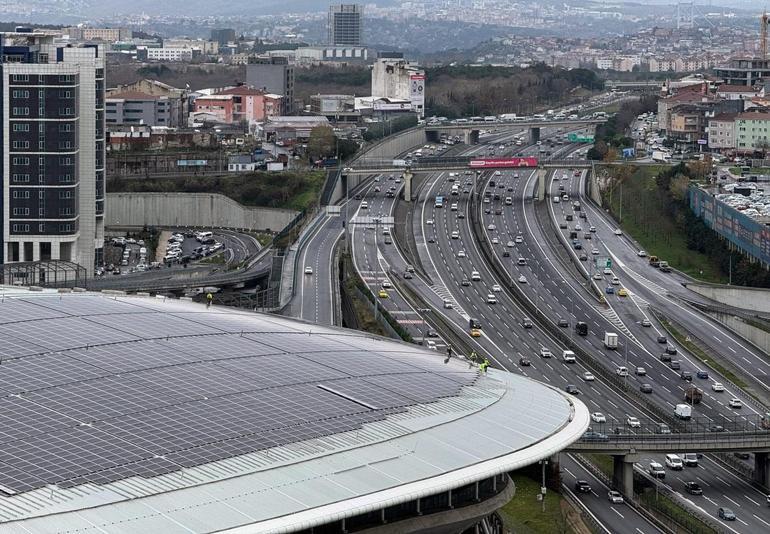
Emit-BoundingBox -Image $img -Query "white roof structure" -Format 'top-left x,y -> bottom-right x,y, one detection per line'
0,288 -> 588,533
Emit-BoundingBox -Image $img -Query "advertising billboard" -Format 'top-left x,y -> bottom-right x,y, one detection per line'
468,157 -> 538,168
409,73 -> 425,118
373,100 -> 412,111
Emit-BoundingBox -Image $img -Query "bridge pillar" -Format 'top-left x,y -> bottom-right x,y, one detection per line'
754,452 -> 770,487
403,169 -> 413,202
612,455 -> 635,497
468,129 -> 480,145
529,127 -> 541,144
535,169 -> 547,201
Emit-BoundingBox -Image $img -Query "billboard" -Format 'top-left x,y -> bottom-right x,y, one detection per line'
177,160 -> 208,167
409,73 -> 425,118
373,100 -> 412,111
468,157 -> 538,169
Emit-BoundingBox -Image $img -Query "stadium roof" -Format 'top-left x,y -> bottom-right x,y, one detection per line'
0,288 -> 588,533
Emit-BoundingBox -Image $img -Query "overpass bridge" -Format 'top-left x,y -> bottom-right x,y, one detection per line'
425,118 -> 604,144
567,413 -> 770,496
339,157 -> 593,175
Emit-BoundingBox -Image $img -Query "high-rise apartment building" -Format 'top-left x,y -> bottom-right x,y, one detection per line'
246,57 -> 294,114
1,29 -> 105,273
328,4 -> 363,46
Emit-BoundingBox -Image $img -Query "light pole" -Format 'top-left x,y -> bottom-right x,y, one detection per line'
540,459 -> 548,513
417,307 -> 431,346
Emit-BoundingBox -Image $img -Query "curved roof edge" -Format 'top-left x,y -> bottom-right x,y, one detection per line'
225,374 -> 590,534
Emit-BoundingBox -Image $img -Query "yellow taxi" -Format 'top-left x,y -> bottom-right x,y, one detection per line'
470,328 -> 482,338
618,287 -> 628,297
378,289 -> 389,298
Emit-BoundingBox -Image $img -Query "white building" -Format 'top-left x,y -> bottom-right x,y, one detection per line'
146,47 -> 194,61
2,30 -> 105,273
371,55 -> 425,117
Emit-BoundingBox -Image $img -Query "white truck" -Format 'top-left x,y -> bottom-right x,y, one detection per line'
562,350 -> 576,363
674,403 -> 692,420
651,150 -> 670,163
603,332 -> 618,350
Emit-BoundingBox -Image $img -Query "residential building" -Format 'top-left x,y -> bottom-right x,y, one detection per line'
707,113 -> 737,151
310,94 -> 359,122
371,54 -> 425,118
105,91 -> 179,127
295,46 -> 369,65
107,79 -> 188,127
1,30 -> 104,273
713,57 -> 770,87
735,111 -> 770,153
163,39 -> 219,55
328,4 -> 363,46
145,47 -> 195,62
192,86 -> 282,125
657,83 -> 709,132
245,57 -> 294,114
228,154 -> 258,172
649,57 -> 678,72
715,84 -> 759,101
211,28 -> 236,47
64,27 -> 130,42
262,116 -> 330,144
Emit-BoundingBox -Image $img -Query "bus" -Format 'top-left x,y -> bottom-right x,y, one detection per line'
435,196 -> 444,208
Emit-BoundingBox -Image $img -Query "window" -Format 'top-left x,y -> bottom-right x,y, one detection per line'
12,107 -> 29,116
12,207 -> 30,216
12,141 -> 30,149
58,123 -> 72,132
11,74 -> 29,82
12,123 -> 30,132
59,223 -> 72,232
59,74 -> 74,83
12,191 -> 30,199
59,157 -> 72,166
12,224 -> 30,233
58,141 -> 72,149
59,108 -> 74,116
12,174 -> 30,183
59,207 -> 73,216
12,157 -> 30,165
12,89 -> 29,98
59,190 -> 73,199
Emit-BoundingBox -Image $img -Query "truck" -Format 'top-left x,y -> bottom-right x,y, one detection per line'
675,403 -> 692,420
392,159 -> 408,167
562,350 -> 576,363
659,261 -> 672,273
685,385 -> 703,404
648,255 -> 660,267
651,150 -> 670,163
603,332 -> 619,350
575,322 -> 588,336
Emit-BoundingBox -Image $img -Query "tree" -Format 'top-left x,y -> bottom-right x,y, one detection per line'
307,126 -> 336,161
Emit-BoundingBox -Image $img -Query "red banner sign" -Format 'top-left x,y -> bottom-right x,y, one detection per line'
468,157 -> 538,168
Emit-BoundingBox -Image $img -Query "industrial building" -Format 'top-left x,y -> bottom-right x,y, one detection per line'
0,288 -> 588,533
1,29 -> 105,274
371,53 -> 425,118
328,3 -> 364,46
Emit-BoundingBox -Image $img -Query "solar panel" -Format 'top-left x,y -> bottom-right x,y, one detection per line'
0,294 -> 478,495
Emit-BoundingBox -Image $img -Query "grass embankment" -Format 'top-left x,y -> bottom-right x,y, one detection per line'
599,165 -> 726,283
107,171 -> 325,212
498,474 -> 578,534
729,166 -> 770,175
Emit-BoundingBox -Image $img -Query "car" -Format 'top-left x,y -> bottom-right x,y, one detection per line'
616,366 -> 628,377
583,371 -> 595,381
579,254 -> 588,261
659,352 -> 672,362
304,266 -> 313,275
696,370 -> 709,379
637,250 -> 647,257
425,330 -> 439,338
517,257 -> 527,265
557,318 -> 569,328
470,328 -> 482,338
684,481 -> 703,495
574,224 -> 582,232
640,383 -> 653,394
665,454 -> 683,470
486,294 -> 497,304
591,412 -> 606,423
669,360 -> 680,370
487,224 -> 496,231
515,235 -> 523,244
729,398 -> 743,409
657,335 -> 667,344
457,250 -> 466,258
603,267 -> 612,275
605,286 -> 615,294
682,453 -> 699,466
492,283 -> 502,292
540,347 -> 553,358
518,275 -> 527,284
491,237 -> 499,245
503,251 -> 510,257
648,462 -> 666,479
458,212 -> 466,219
403,271 -> 413,279
519,356 -> 531,366
451,230 -> 460,240
709,425 -> 725,432
559,222 -> 568,229
635,366 -> 647,376
626,416 -> 641,428
613,229 -> 622,236
575,480 -> 592,493
718,507 -> 736,521
680,370 -> 693,381
712,382 -> 725,392
591,248 -> 600,255
584,430 -> 609,442
426,219 -> 434,225
611,276 -> 620,286
590,226 -> 597,232
381,280 -> 392,289
665,345 -> 678,355
593,272 -> 602,280
641,319 -> 651,327
565,385 -> 580,395
521,318 -> 533,328
377,289 -> 388,298
471,271 -> 481,281
461,278 -> 470,286
507,240 -> 515,248
443,299 -> 453,309
608,490 -> 624,504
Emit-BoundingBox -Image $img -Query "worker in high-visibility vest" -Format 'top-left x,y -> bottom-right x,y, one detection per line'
206,292 -> 213,308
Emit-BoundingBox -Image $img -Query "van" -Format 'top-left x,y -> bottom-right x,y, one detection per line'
196,231 -> 213,242
665,454 -> 683,470
553,196 -> 561,203
562,350 -> 576,363
648,462 -> 666,479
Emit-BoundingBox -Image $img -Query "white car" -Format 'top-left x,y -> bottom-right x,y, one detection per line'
616,366 -> 628,377
426,219 -> 434,225
540,347 -> 553,358
729,398 -> 743,408
591,412 -> 606,423
603,268 -> 612,275
491,237 -> 499,244
712,382 -> 725,392
515,235 -> 523,244
626,416 -> 641,428
591,248 -> 600,255
507,240 -> 515,248
492,284 -> 502,292
304,266 -> 313,275
518,275 -> 527,284
583,371 -> 595,381
611,276 -> 620,285
487,224 -> 496,231
590,226 -> 597,232
613,228 -> 623,235
486,294 -> 497,304
457,250 -> 466,258
593,272 -> 602,280
381,280 -> 392,289
637,250 -> 647,257
471,271 -> 481,281
608,490 -> 624,504
451,230 -> 460,239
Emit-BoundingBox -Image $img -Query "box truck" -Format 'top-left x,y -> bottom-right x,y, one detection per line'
604,332 -> 619,350
674,403 -> 692,420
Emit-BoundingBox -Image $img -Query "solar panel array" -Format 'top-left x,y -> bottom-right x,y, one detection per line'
0,295 -> 477,494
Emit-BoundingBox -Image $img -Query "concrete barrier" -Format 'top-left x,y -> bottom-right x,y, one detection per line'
686,282 -> 770,314
106,192 -> 298,233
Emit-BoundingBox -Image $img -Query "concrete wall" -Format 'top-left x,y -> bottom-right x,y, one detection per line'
687,282 -> 770,314
106,193 -> 298,232
700,310 -> 770,357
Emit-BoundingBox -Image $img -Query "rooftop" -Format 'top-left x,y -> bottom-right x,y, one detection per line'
106,90 -> 160,100
0,289 -> 586,533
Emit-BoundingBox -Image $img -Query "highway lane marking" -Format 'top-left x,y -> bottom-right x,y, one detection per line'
744,495 -> 761,507
715,476 -> 732,487
610,508 -> 624,519
736,518 -> 749,526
